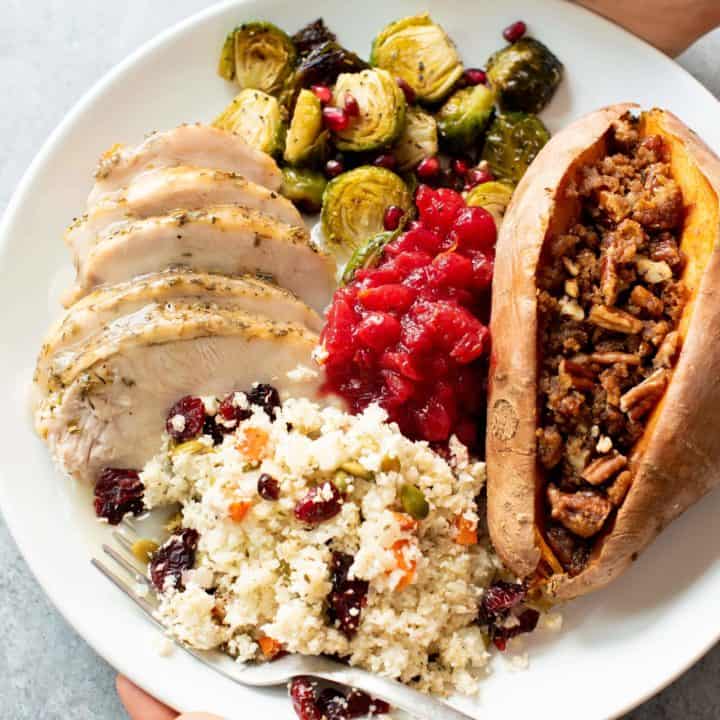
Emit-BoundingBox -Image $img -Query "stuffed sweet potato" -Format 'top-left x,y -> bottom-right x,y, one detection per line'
487,104 -> 720,600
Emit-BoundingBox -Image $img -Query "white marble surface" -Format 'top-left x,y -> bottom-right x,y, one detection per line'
1,2 -> 718,717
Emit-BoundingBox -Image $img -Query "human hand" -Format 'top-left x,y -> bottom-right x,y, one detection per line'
117,675 -> 224,720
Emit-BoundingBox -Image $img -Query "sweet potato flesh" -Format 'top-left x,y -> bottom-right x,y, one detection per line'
535,115 -> 700,577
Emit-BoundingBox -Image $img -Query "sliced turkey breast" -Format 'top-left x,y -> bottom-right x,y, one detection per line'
35,304 -> 325,484
88,124 -> 282,204
68,167 -> 302,264
63,206 -> 336,313
36,270 -> 323,392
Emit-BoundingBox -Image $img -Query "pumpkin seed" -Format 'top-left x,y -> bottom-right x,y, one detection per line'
400,484 -> 429,519
131,538 -> 159,564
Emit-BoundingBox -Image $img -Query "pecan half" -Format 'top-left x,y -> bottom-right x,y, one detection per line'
600,256 -> 619,306
589,352 -> 641,366
589,305 -> 644,334
654,330 -> 681,368
630,285 -> 664,318
547,485 -> 613,538
581,453 -> 628,486
619,368 -> 670,413
607,470 -> 632,506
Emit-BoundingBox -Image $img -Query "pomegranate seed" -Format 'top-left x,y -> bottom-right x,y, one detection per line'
344,92 -> 360,117
290,677 -> 321,720
452,158 -> 470,177
166,395 -> 206,441
463,68 -> 487,86
149,528 -> 199,591
94,468 -> 144,525
416,156 -> 440,180
325,159 -> 345,178
323,106 -> 350,132
395,76 -> 416,104
257,473 -> 280,500
503,20 -> 527,43
311,84 -> 333,104
294,481 -> 343,524
383,205 -> 404,231
465,167 -> 493,189
373,153 -> 397,170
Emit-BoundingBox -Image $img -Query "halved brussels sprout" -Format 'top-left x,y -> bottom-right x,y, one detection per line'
322,166 -> 411,255
487,37 -> 563,114
481,112 -> 550,185
219,22 -> 296,95
332,69 -> 406,152
370,13 -> 463,104
393,107 -> 438,172
436,84 -> 495,154
341,229 -> 399,284
213,89 -> 286,156
284,89 -> 328,166
465,180 -> 514,226
281,166 -> 327,213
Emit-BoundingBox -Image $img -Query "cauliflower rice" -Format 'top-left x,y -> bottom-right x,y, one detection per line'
141,397 -> 502,696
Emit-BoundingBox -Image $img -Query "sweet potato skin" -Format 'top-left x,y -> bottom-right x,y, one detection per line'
486,104 -> 720,599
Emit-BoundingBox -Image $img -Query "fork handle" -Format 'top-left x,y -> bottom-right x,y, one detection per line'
313,664 -> 475,720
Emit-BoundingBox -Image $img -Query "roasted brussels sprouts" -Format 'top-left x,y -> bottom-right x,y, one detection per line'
280,166 -> 327,213
292,18 -> 336,58
370,13 -> 463,104
213,89 -> 286,156
487,37 -> 563,114
481,112 -> 550,185
290,40 -> 368,96
322,166 -> 411,254
436,84 -> 495,154
342,229 -> 399,284
218,22 -> 296,95
393,107 -> 438,171
465,180 -> 514,226
284,88 -> 328,165
332,69 -> 407,152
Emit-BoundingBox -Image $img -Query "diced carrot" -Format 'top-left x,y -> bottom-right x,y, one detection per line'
454,515 -> 478,546
390,539 -> 417,590
237,427 -> 269,461
392,511 -> 419,532
229,501 -> 252,522
258,635 -> 284,659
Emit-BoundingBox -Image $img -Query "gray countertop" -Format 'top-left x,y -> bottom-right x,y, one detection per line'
1,2 -> 718,718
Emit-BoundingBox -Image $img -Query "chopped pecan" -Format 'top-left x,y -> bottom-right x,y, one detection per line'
619,368 -> 670,413
635,256 -> 673,284
589,305 -> 644,334
545,525 -> 590,577
537,426 -> 563,469
654,330 -> 681,368
629,285 -> 664,318
560,359 -> 596,391
589,352 -> 641,366
650,233 -> 685,270
581,452 -> 627,485
607,470 -> 633,506
600,256 -> 619,305
547,485 -> 613,538
562,256 -> 580,276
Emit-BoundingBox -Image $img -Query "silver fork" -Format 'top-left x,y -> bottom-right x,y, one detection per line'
92,523 -> 476,720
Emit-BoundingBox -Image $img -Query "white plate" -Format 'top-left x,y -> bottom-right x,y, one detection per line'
1,1 -> 719,718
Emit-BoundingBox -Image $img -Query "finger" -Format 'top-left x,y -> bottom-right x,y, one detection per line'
177,715 -> 226,719
116,675 -> 177,720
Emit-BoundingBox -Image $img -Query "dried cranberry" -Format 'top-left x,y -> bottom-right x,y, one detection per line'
481,581 -> 527,618
94,468 -> 144,525
311,84 -> 333,104
202,415 -> 224,445
246,383 -> 281,418
323,106 -> 350,132
344,92 -> 360,117
290,677 -> 321,720
217,393 -> 251,430
395,76 -> 416,104
257,473 -> 280,501
166,396 -> 205,441
503,20 -> 527,43
294,482 -> 343,524
416,156 -> 440,180
317,688 -> 348,720
465,167 -> 493,190
383,205 -> 404,231
328,552 -> 369,638
462,68 -> 487,86
325,159 -> 345,178
491,608 -> 540,651
346,690 -> 390,717
149,528 -> 199,591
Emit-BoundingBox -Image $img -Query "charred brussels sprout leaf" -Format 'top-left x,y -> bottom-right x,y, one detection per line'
221,22 -> 296,95
481,112 -> 550,185
290,40 -> 369,95
292,18 -> 337,58
281,167 -> 327,213
213,89 -> 286,156
322,166 -> 411,257
465,181 -> 514,226
487,37 -> 563,114
284,89 -> 328,166
393,107 -> 438,171
437,84 -> 495,154
342,229 -> 399,284
332,69 -> 407,152
370,13 -> 463,104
